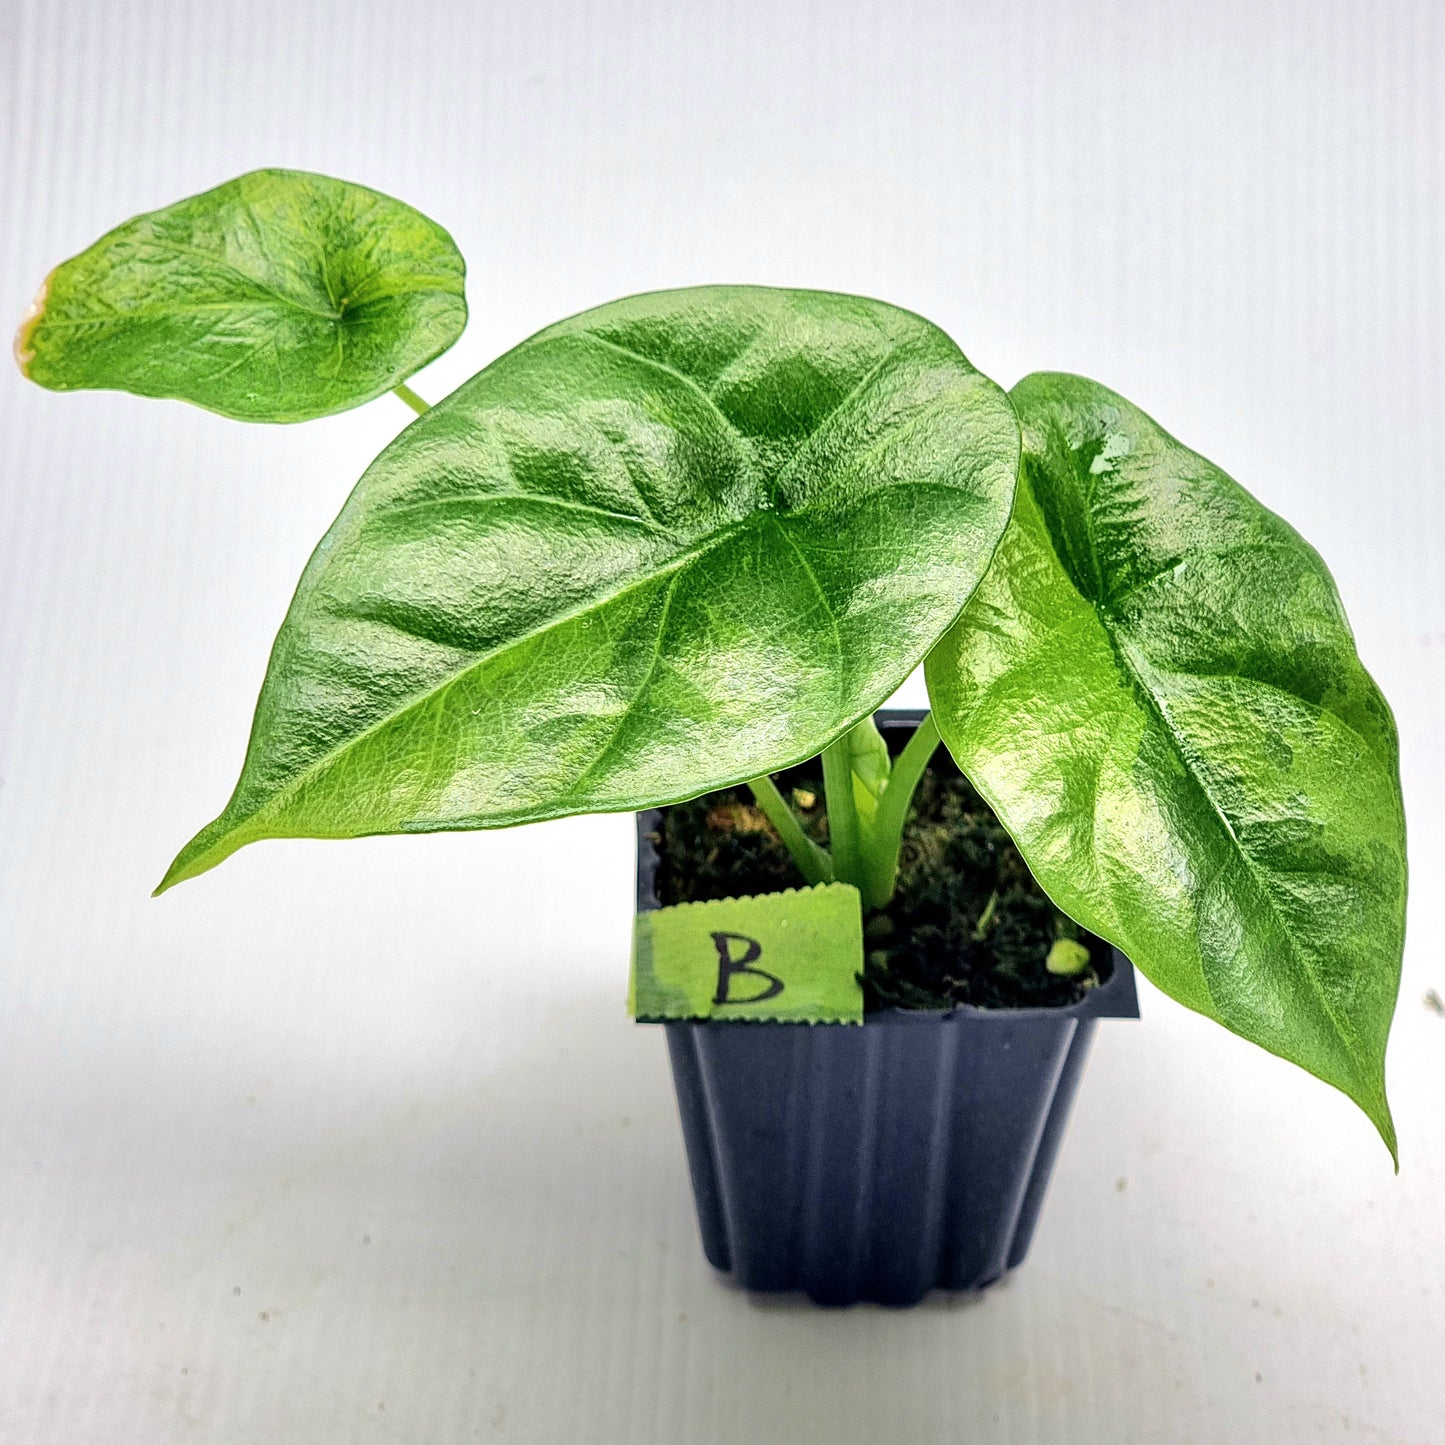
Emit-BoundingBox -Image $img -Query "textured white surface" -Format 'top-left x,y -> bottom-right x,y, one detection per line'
2,2 -> 1443,1441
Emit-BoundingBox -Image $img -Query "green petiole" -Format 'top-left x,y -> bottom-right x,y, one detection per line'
749,712 -> 944,912
859,713 -> 940,910
746,774 -> 835,887
393,381 -> 430,414
820,732 -> 864,896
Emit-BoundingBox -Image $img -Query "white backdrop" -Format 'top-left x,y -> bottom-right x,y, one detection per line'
2,2 -> 1442,1441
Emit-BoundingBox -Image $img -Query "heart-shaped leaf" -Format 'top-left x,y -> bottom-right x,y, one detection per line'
927,373 -> 1406,1157
160,287 -> 1019,888
14,169 -> 466,422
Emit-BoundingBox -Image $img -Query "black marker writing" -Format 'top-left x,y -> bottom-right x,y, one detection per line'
710,931 -> 784,1006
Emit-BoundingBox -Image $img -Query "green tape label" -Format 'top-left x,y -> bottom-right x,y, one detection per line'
630,884 -> 864,1024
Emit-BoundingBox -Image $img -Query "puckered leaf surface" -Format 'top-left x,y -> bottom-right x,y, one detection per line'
927,373 -> 1405,1157
15,168 -> 466,421
161,286 -> 1018,887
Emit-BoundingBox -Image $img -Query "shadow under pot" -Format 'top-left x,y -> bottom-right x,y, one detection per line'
636,709 -> 1139,1308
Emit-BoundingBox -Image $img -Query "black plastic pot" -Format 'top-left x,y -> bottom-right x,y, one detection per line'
637,711 -> 1139,1306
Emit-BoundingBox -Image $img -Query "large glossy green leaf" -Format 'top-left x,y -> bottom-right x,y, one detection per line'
927,373 -> 1405,1157
160,286 -> 1019,889
14,169 -> 466,422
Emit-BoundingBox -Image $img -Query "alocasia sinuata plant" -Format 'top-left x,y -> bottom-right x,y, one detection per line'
15,169 -> 1406,1159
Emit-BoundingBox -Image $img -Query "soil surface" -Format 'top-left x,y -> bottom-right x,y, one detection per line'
654,759 -> 1107,1013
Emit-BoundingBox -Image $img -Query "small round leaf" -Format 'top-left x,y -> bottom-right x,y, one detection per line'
15,169 -> 467,422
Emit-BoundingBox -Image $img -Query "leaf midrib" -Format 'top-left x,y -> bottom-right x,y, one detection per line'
36,287 -> 456,333
1026,467 -> 1369,1070
179,321 -> 970,875
119,236 -> 347,320
1041,434 -> 1385,768
194,513 -> 760,860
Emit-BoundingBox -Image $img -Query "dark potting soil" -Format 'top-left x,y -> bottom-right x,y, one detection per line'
653,763 -> 1105,1013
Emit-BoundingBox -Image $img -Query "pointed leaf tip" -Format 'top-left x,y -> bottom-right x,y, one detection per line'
163,286 -> 1020,879
153,820 -> 240,895
1366,1090 -> 1398,1170
928,371 -> 1406,1160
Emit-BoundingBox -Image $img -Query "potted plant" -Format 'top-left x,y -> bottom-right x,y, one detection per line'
16,170 -> 1407,1306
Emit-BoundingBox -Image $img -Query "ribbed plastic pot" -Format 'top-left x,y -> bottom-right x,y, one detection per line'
638,711 -> 1140,1307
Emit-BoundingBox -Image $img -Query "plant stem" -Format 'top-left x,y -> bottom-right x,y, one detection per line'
972,888 -> 999,940
821,732 -> 864,893
754,711 -> 942,906
393,382 -> 430,415
747,775 -> 835,887
859,711 -> 941,911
